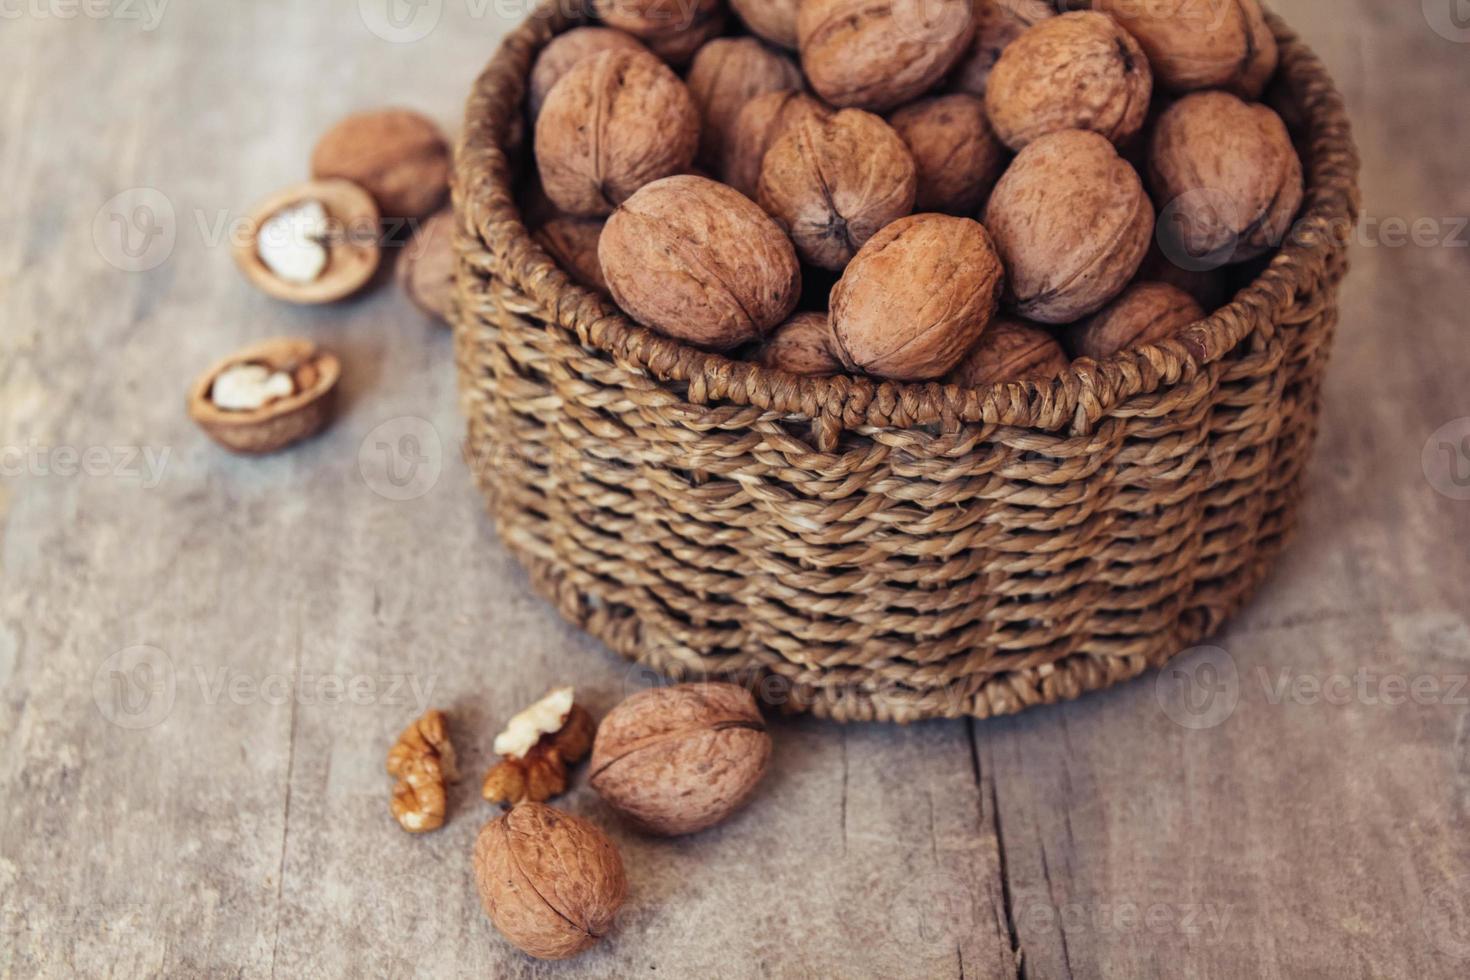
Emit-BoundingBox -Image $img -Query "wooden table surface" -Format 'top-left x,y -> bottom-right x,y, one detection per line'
3,1 -> 1468,976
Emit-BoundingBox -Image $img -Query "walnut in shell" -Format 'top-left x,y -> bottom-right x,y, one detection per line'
590,683 -> 771,836
398,210 -> 456,324
385,709 -> 458,833
599,175 -> 801,350
1094,0 -> 1278,98
188,338 -> 341,455
887,94 -> 1006,215
758,312 -> 843,377
686,37 -> 803,168
947,317 -> 1069,386
310,109 -> 450,221
1072,281 -> 1205,360
798,0 -> 974,112
533,215 -> 608,295
1149,91 -> 1304,266
473,803 -> 627,960
830,213 -> 1004,381
722,90 -> 829,199
592,0 -> 727,66
948,0 -> 1056,98
528,26 -> 649,120
985,11 -> 1153,150
757,108 -> 917,271
534,49 -> 700,217
984,130 -> 1154,324
234,180 -> 381,305
1139,241 -> 1228,311
730,0 -> 800,49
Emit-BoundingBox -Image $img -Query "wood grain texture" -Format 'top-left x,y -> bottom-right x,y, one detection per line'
1,1 -> 1467,976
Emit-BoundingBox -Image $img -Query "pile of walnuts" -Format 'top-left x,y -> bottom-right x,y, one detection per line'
524,0 -> 1305,384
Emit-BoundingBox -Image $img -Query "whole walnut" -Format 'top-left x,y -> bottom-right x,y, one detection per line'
1139,241 -> 1228,311
723,90 -> 830,199
758,108 -> 917,271
730,0 -> 800,49
1094,0 -> 1278,98
947,317 -> 1069,386
986,12 -> 1153,150
887,94 -> 1006,215
398,209 -> 457,323
310,109 -> 450,221
758,313 -> 843,376
528,27 -> 648,120
599,175 -> 801,350
948,0 -> 1056,98
593,0 -> 726,66
590,683 -> 772,836
534,216 -> 608,295
984,130 -> 1154,324
1149,91 -> 1304,266
686,37 -> 803,168
798,0 -> 975,112
830,214 -> 1005,382
1072,281 -> 1205,360
472,803 -> 627,960
534,49 -> 700,217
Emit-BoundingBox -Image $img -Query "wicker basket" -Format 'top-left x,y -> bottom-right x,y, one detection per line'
452,3 -> 1360,723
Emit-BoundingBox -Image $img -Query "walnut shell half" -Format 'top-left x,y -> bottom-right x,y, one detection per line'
590,683 -> 772,836
234,179 -> 381,305
310,108 -> 450,221
188,338 -> 340,455
798,0 -> 975,112
1094,0 -> 1278,98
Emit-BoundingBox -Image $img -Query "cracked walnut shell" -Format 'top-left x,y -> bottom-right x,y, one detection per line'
234,180 -> 381,305
474,803 -> 627,960
686,37 -> 803,168
1093,0 -> 1278,98
310,108 -> 450,221
590,683 -> 771,836
798,0 -> 974,112
188,338 -> 341,455
386,709 -> 458,833
534,49 -> 700,217
947,317 -> 1069,387
887,94 -> 1006,215
1072,281 -> 1205,360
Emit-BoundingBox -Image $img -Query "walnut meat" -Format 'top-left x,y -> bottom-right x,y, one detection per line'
730,0 -> 800,49
534,216 -> 608,295
798,0 -> 974,112
593,0 -> 726,66
1072,281 -> 1205,360
831,214 -> 1005,382
386,709 -> 459,834
985,12 -> 1153,150
473,803 -> 627,960
758,313 -> 843,376
599,175 -> 801,350
310,109 -> 450,221
1094,0 -> 1278,98
947,317 -> 1068,386
528,26 -> 648,120
1149,91 -> 1304,266
948,0 -> 1056,98
984,130 -> 1154,324
483,689 -> 597,808
758,108 -> 917,271
686,37 -> 803,168
723,90 -> 829,199
887,94 -> 1006,215
188,338 -> 341,455
534,49 -> 700,217
590,683 -> 771,836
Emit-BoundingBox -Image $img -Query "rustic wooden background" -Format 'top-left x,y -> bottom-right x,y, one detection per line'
3,1 -> 1469,976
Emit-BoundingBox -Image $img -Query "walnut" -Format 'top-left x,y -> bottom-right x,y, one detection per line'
386,709 -> 459,834
473,803 -> 627,960
235,180 -> 381,305
1148,91 -> 1304,266
830,214 -> 1004,381
534,49 -> 700,217
983,129 -> 1154,324
528,26 -> 649,120
887,94 -> 1006,215
798,0 -> 974,112
599,175 -> 801,350
590,683 -> 772,836
730,0 -> 800,49
1072,281 -> 1205,360
533,216 -> 608,295
398,209 -> 456,324
1139,241 -> 1228,311
948,0 -> 1056,98
592,0 -> 727,66
483,689 -> 597,808
757,108 -> 917,271
1094,0 -> 1278,98
985,11 -> 1153,150
686,37 -> 803,168
722,90 -> 829,200
947,317 -> 1069,386
757,312 -> 843,377
188,338 -> 341,455
310,109 -> 450,221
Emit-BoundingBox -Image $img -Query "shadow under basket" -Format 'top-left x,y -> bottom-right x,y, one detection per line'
451,2 -> 1361,723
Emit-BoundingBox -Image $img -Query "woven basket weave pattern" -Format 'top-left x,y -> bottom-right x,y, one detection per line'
452,3 -> 1360,723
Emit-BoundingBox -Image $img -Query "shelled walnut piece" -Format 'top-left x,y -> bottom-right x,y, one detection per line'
187,338 -> 341,455
386,709 -> 459,833
234,179 -> 381,304
482,688 -> 596,807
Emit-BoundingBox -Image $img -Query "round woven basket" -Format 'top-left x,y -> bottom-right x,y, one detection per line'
452,2 -> 1360,723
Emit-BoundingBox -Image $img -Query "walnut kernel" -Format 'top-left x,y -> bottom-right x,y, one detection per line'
386,709 -> 459,833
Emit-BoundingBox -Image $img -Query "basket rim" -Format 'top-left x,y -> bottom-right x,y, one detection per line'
455,1 -> 1360,436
